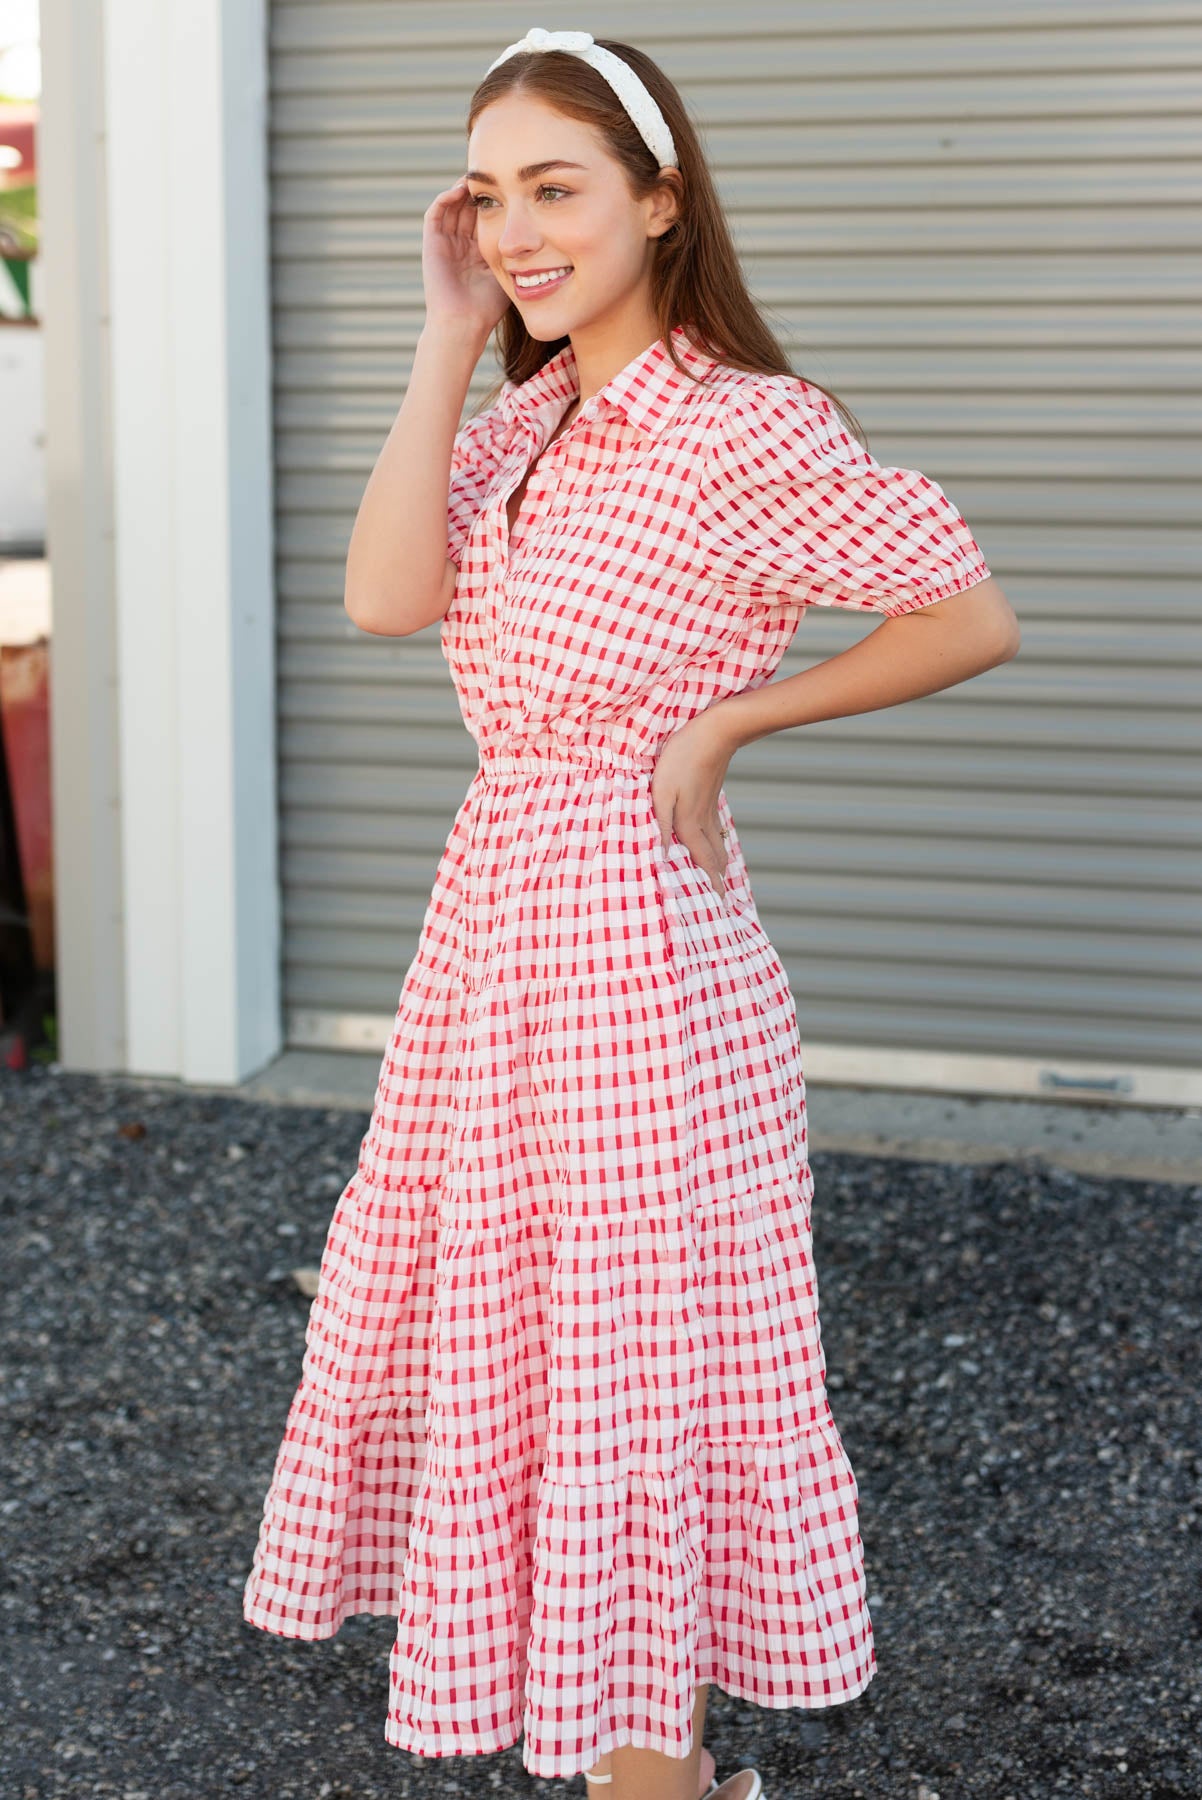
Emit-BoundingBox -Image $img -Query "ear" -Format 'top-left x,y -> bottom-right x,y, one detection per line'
647,169 -> 682,240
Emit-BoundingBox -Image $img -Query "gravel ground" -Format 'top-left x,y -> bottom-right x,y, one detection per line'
2,1063 -> 1199,1800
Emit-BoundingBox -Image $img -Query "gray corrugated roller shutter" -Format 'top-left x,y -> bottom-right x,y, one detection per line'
269,2 -> 1202,1101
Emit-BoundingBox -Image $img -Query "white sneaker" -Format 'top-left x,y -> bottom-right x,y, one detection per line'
709,1772 -> 765,1800
582,1761 -> 761,1799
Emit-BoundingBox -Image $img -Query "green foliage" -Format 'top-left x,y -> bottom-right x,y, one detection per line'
31,1012 -> 58,1064
0,181 -> 37,256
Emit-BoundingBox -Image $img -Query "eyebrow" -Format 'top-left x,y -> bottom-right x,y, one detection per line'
465,159 -> 588,185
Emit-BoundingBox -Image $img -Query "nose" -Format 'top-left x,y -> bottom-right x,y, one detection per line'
495,197 -> 540,259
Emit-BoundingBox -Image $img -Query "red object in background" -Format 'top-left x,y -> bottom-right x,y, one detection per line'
0,639 -> 54,971
0,105 -> 37,189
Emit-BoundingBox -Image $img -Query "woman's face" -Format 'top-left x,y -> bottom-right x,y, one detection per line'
465,93 -> 676,341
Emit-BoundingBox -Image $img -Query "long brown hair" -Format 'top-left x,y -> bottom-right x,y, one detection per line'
464,37 -> 864,442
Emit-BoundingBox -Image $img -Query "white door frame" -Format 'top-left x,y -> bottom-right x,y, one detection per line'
41,0 -> 280,1084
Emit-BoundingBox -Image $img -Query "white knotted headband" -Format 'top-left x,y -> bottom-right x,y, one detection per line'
485,27 -> 679,170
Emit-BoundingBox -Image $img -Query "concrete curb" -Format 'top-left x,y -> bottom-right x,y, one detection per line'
221,1049 -> 1202,1190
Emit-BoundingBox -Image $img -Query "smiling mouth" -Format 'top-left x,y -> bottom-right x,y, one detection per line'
512,266 -> 573,292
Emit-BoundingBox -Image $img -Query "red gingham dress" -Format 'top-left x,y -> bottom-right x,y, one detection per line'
243,324 -> 990,1777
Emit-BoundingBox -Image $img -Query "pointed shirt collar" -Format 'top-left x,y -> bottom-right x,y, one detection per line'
498,323 -> 724,444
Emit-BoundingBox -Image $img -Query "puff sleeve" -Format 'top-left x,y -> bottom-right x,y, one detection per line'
698,379 -> 990,617
445,390 -> 516,567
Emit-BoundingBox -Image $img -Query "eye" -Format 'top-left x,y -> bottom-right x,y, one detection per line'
469,184 -> 571,210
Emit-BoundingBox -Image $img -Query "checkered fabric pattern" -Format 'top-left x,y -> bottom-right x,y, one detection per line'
243,326 -> 990,1777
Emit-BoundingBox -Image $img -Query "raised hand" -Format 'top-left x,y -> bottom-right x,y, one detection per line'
422,175 -> 511,341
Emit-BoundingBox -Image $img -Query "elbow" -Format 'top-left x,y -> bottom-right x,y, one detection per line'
344,566 -> 382,633
343,579 -> 449,639
977,621 -> 1020,675
343,589 -> 367,631
345,603 -> 403,638
345,607 -> 418,640
343,583 -> 416,638
996,618 -> 1022,664
343,537 -> 455,636
343,543 -> 412,635
344,590 -> 383,634
990,582 -> 1022,663
998,600 -> 1022,663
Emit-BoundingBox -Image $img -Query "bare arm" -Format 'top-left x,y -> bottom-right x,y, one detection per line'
708,574 -> 1020,748
343,322 -> 489,636
344,173 -> 507,637
650,575 -> 1021,887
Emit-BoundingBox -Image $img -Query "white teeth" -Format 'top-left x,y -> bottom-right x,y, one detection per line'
514,267 -> 571,289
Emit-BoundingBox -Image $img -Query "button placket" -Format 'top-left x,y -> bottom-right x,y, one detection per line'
483,398 -> 595,735
484,433 -> 565,729
481,435 -> 533,671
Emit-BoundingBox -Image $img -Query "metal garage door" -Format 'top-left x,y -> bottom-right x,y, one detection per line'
268,2 -> 1202,1104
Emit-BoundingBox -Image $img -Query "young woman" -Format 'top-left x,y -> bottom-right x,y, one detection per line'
244,28 -> 1020,1800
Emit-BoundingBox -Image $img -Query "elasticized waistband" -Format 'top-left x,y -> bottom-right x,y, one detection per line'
475,751 -> 657,783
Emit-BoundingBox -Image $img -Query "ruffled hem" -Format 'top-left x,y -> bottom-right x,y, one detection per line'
386,1662 -> 877,1775
244,1402 -> 874,1778
242,1387 -> 429,1639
